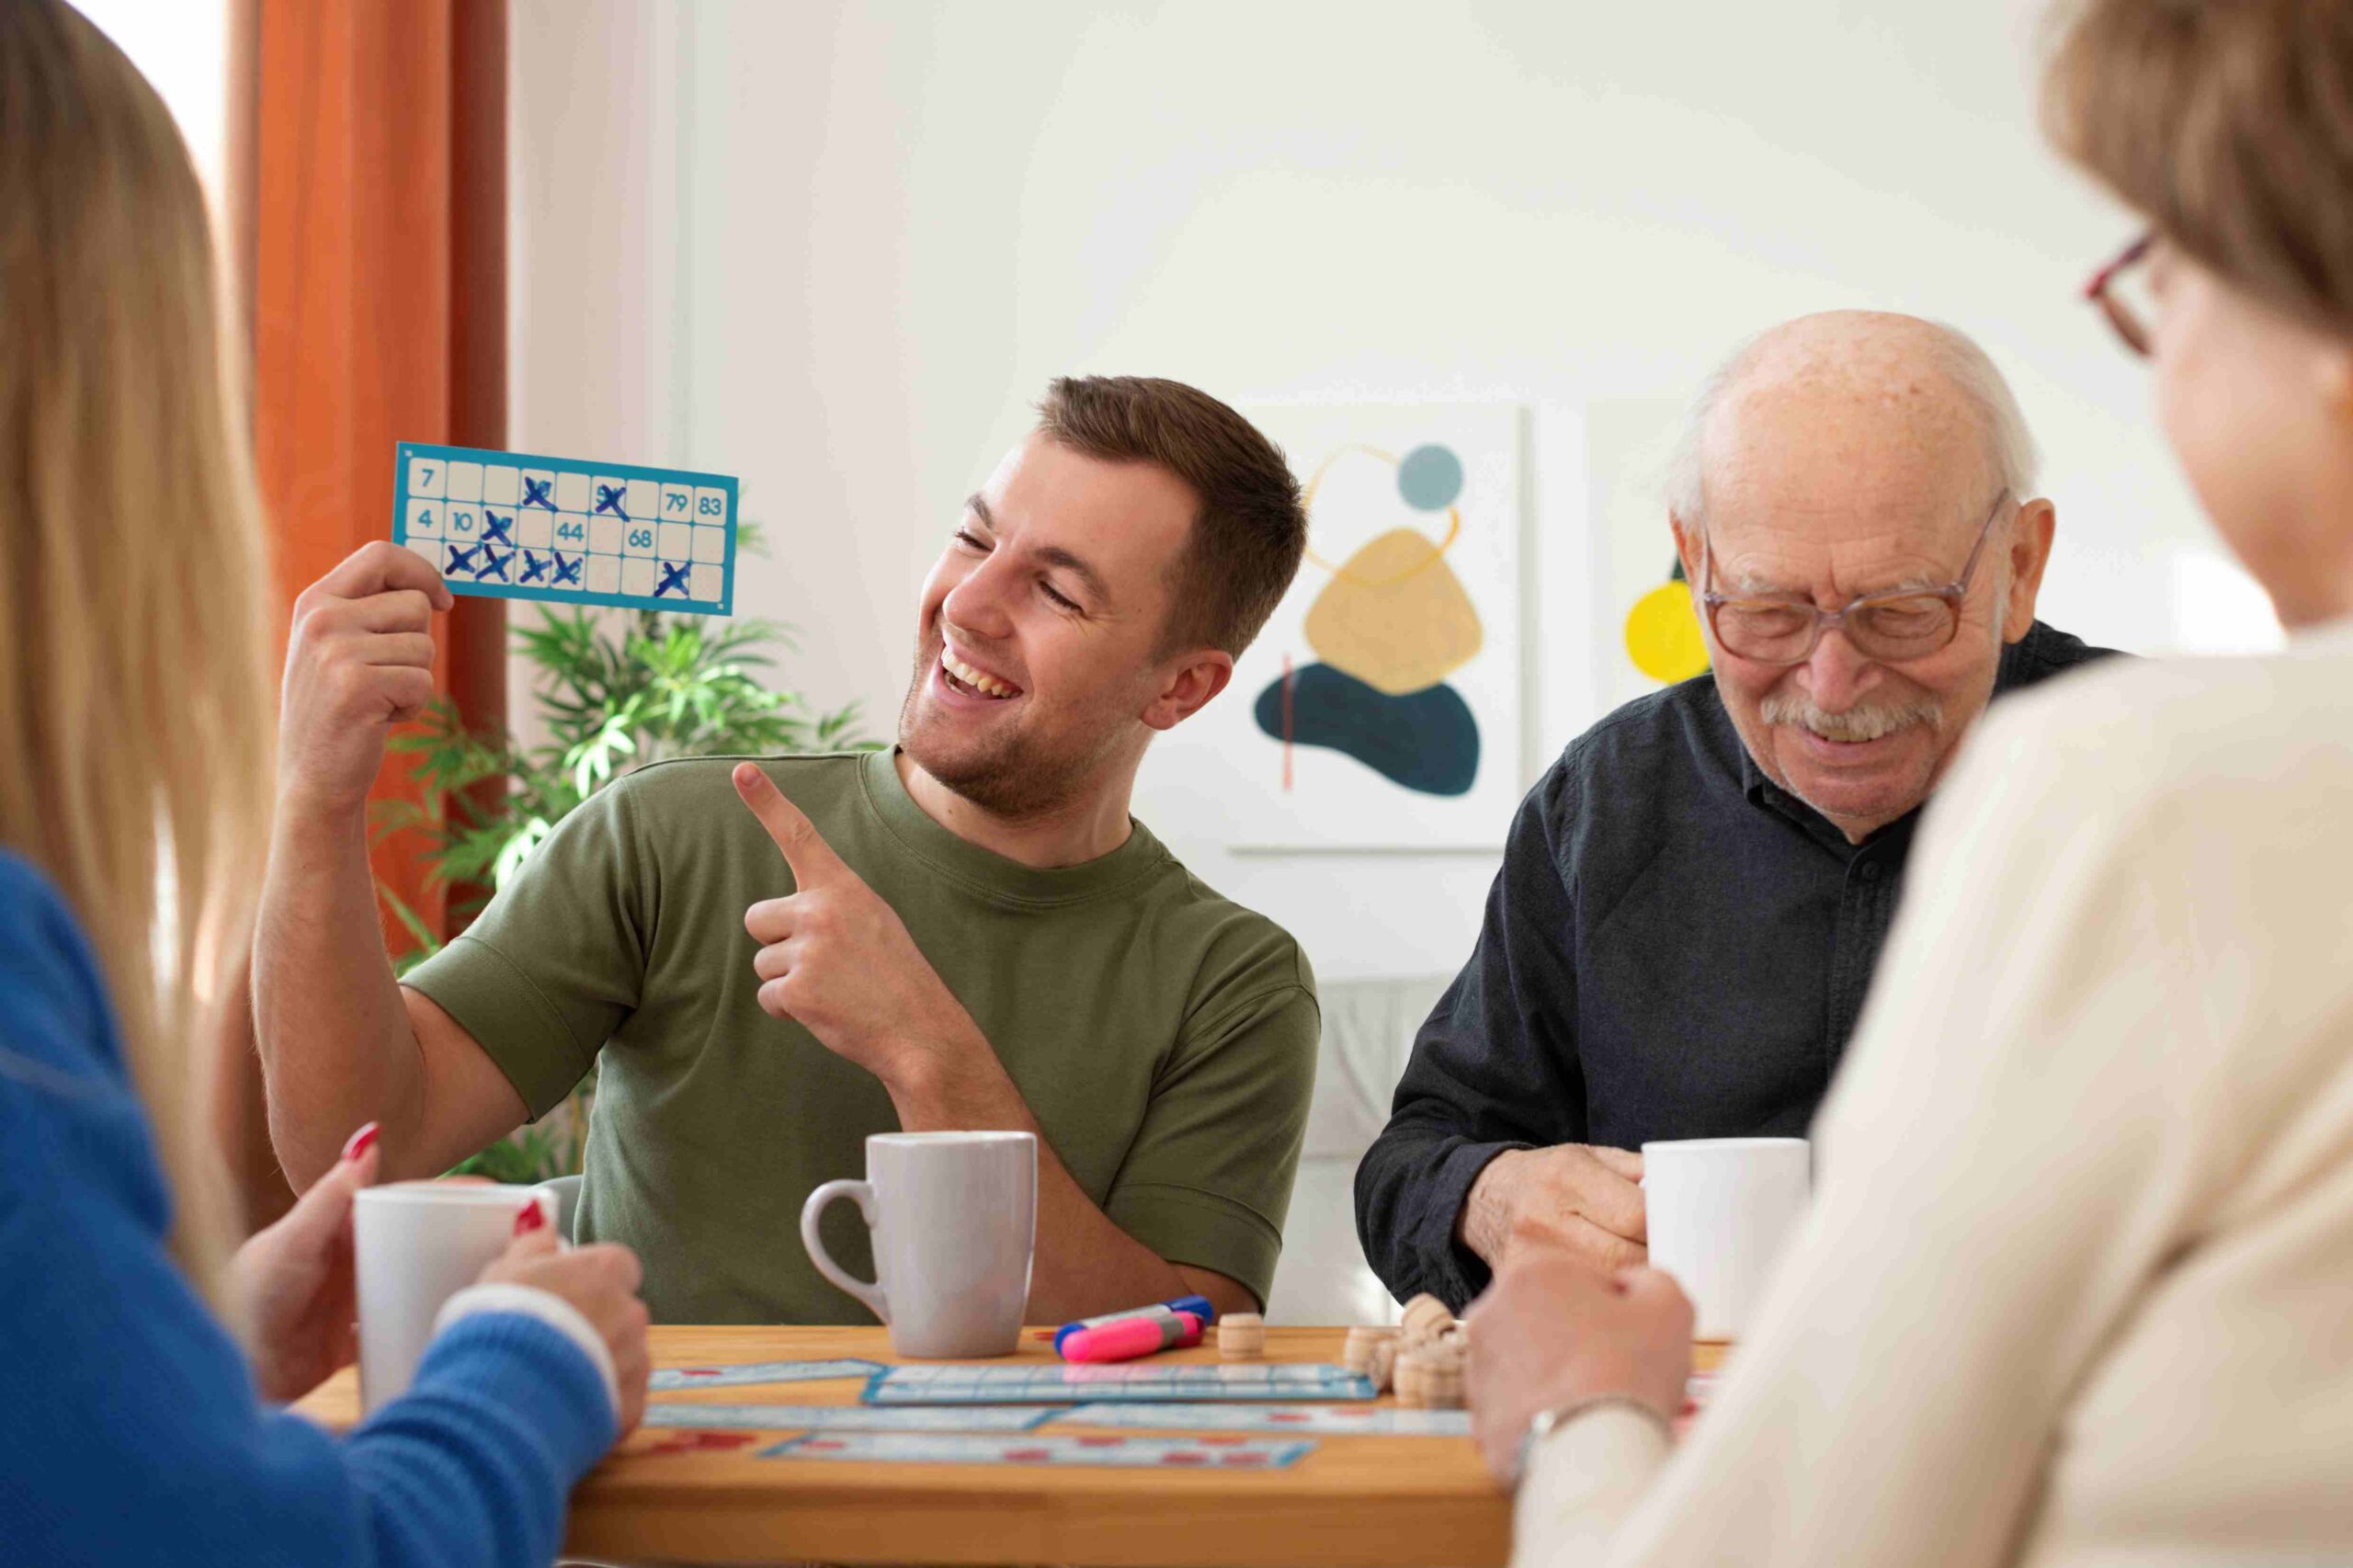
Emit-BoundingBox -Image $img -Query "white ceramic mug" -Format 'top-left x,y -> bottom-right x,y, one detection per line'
1641,1137 -> 1812,1342
353,1180 -> 561,1412
801,1131 -> 1037,1358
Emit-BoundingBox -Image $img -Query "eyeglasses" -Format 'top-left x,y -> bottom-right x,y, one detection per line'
2085,230 -> 2155,357
1699,491 -> 2012,665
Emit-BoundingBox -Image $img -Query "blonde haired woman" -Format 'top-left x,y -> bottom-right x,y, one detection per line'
0,4 -> 650,1562
1467,1 -> 2353,1562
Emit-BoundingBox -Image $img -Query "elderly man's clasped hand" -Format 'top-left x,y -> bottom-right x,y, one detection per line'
1458,1143 -> 1649,1276
1464,1253 -> 1695,1486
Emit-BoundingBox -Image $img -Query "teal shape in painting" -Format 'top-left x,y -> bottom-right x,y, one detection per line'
1395,444 -> 1464,512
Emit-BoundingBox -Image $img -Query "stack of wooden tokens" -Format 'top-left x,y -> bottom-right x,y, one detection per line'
1392,1336 -> 1467,1409
1388,1294 -> 1469,1409
1217,1312 -> 1267,1360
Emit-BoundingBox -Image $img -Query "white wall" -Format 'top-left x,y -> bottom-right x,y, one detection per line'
80,0 -> 230,198
511,0 -> 2268,982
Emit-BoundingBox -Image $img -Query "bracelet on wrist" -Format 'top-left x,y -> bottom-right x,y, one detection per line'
1509,1393 -> 1673,1488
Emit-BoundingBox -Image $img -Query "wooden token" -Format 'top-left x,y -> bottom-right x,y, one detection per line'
1217,1315 -> 1267,1360
1394,1346 -> 1461,1408
1342,1324 -> 1398,1374
1400,1294 -> 1455,1350
1401,1293 -> 1450,1332
1367,1338 -> 1399,1394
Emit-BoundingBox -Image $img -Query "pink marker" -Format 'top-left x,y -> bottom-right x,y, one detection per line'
1060,1311 -> 1203,1363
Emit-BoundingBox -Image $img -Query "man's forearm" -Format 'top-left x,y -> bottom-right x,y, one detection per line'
883,1040 -> 1210,1323
208,948 -> 297,1233
254,799 -> 426,1187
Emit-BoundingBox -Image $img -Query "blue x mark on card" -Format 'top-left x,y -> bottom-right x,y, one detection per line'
655,561 -> 690,598
483,511 -> 515,547
595,483 -> 629,517
517,551 -> 549,585
521,476 -> 555,510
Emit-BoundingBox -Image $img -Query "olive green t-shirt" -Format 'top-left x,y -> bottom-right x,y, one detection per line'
405,748 -> 1320,1323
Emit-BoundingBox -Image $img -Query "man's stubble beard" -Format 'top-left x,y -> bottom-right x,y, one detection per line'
895,644 -> 1121,823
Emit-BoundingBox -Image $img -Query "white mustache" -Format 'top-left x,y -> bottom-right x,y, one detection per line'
1758,693 -> 1942,742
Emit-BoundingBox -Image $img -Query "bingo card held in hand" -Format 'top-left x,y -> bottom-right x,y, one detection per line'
394,441 -> 739,615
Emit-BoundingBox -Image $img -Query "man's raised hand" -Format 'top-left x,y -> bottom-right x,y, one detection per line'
278,542 -> 455,817
733,762 -> 986,1089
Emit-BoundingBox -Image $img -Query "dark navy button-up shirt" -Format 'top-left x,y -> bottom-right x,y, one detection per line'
1355,621 -> 2117,1309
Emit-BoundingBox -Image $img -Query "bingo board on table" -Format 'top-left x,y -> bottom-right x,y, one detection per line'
1046,1402 -> 1472,1437
759,1432 -> 1317,1470
393,441 -> 739,615
861,1362 -> 1378,1406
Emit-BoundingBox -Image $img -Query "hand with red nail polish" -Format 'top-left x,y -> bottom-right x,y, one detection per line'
479,1215 -> 652,1433
231,1122 -> 381,1402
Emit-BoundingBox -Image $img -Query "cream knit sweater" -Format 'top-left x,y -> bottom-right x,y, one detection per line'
1516,624 -> 2353,1566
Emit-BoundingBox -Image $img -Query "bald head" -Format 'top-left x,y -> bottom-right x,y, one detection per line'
1665,312 -> 2040,538
1660,311 -> 2059,846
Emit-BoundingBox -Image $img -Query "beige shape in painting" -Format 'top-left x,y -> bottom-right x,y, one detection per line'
1303,528 -> 1483,696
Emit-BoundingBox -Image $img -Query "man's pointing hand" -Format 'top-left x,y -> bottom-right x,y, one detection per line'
733,762 -> 986,1090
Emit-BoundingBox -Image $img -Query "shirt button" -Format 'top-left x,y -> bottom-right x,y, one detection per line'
1860,862 -> 1881,882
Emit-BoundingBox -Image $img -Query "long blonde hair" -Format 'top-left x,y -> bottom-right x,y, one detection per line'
0,1 -> 276,1308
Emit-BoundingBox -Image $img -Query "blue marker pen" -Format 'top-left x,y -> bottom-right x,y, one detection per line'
1051,1294 -> 1218,1353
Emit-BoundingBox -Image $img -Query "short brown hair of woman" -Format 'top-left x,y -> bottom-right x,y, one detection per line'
1036,376 -> 1307,656
2043,0 -> 2353,336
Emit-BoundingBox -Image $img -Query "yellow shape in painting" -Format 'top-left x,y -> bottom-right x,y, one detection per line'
1303,528 -> 1483,696
1625,581 -> 1710,685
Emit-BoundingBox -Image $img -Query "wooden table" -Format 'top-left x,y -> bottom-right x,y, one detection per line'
296,1325 -> 1518,1564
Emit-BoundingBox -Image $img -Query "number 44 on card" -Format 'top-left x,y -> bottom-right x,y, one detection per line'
393,441 -> 740,617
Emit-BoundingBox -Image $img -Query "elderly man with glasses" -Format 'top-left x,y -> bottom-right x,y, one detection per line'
1356,311 -> 2118,1309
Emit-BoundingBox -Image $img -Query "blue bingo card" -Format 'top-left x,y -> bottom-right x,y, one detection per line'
862,1362 -> 1378,1405
642,1403 -> 1056,1434
1046,1403 -> 1471,1437
392,441 -> 739,615
649,1358 -> 884,1392
758,1432 -> 1317,1470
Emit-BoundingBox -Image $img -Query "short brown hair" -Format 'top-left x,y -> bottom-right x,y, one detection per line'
2043,0 -> 2353,336
1036,376 -> 1306,656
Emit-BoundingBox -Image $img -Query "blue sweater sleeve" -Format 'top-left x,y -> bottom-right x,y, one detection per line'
0,852 -> 616,1567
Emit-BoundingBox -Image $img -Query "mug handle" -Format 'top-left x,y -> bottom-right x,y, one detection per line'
529,1177 -> 579,1248
800,1178 -> 890,1324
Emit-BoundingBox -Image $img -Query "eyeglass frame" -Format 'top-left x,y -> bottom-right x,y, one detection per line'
2085,229 -> 2155,358
1697,489 -> 2014,666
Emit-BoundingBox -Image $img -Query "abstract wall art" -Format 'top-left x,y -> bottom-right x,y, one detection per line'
1585,397 -> 1711,710
1147,403 -> 1522,851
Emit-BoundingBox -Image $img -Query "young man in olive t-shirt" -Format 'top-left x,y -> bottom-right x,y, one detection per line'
255,377 -> 1320,1324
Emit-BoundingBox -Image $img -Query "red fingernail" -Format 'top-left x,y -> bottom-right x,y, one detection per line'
340,1122 -> 380,1163
513,1201 -> 546,1236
